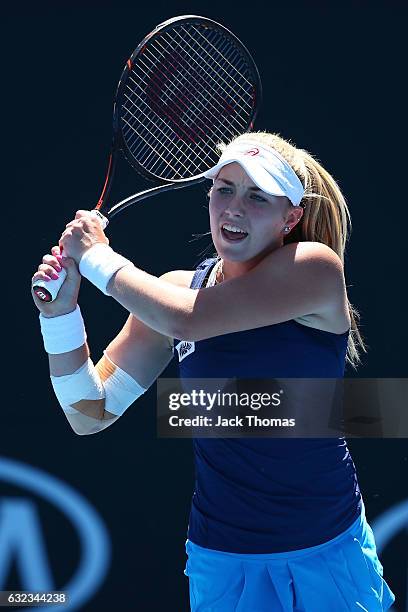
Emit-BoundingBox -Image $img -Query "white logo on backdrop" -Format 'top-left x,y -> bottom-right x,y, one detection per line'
0,456 -> 111,611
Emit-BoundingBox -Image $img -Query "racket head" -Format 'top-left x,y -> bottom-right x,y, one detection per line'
113,15 -> 262,185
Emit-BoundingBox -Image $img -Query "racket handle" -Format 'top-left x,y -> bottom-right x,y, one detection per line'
32,210 -> 109,303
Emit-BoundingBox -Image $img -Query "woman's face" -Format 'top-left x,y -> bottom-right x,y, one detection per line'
209,162 -> 298,267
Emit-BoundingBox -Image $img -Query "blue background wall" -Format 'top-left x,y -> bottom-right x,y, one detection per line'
2,1 -> 407,609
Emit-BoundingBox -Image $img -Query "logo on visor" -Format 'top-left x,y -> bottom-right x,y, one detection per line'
244,148 -> 260,156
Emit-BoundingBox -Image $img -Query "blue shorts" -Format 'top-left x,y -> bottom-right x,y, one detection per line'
184,503 -> 395,611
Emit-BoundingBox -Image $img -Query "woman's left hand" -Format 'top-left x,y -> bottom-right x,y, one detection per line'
59,210 -> 109,264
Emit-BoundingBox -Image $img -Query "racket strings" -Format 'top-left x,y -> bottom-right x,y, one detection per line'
177,25 -> 254,110
132,40 -> 246,148
126,27 -> 254,142
119,23 -> 257,180
121,110 -> 192,178
123,80 -> 214,178
186,24 -> 254,89
122,98 -> 204,179
133,45 -> 244,163
151,38 -> 247,142
160,33 -> 249,120
125,55 -> 221,167
156,29 -> 252,132
124,65 -> 231,179
142,43 -> 243,138
128,60 -> 219,153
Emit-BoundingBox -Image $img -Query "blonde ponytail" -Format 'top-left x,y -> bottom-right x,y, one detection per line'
224,132 -> 367,369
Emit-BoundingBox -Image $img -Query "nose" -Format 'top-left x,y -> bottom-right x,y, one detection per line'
224,194 -> 245,217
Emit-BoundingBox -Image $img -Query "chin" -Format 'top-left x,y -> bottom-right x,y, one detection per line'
213,237 -> 249,260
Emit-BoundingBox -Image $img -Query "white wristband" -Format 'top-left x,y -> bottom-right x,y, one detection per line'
39,305 -> 87,354
79,243 -> 133,295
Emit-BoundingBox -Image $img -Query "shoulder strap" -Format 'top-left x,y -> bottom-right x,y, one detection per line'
190,258 -> 218,289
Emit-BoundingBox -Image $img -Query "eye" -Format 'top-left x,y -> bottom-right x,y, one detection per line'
250,193 -> 267,202
217,186 -> 233,194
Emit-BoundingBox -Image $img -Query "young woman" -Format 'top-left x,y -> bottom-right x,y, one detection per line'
32,132 -> 395,611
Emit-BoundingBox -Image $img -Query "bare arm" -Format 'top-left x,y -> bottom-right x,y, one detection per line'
32,249 -> 188,435
107,241 -> 346,341
59,212 -> 346,344
49,270 -> 190,435
61,312 -> 175,434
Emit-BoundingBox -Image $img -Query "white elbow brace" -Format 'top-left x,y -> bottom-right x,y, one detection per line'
97,351 -> 147,416
50,358 -> 105,414
50,352 -> 147,417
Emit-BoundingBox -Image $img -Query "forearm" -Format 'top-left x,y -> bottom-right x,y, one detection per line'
78,242 -> 196,339
39,306 -> 146,434
39,307 -> 106,428
47,343 -> 107,432
107,265 -> 194,340
48,342 -> 89,377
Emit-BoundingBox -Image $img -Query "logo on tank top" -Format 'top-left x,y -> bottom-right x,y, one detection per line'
174,340 -> 195,362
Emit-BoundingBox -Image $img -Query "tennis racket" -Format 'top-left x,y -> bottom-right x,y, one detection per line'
32,14 -> 262,302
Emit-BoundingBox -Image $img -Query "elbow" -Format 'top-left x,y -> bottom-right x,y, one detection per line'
65,410 -> 106,436
71,423 -> 103,436
174,313 -> 200,343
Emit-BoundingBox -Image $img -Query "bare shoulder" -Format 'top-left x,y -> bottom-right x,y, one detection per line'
180,243 -> 350,341
263,241 -> 345,285
160,269 -> 195,288
279,242 -> 350,334
280,241 -> 343,268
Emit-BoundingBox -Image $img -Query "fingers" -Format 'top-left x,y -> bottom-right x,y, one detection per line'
75,209 -> 90,219
67,210 -> 97,228
32,269 -> 55,283
33,248 -> 64,284
65,219 -> 81,229
42,253 -> 62,271
65,211 -> 91,227
51,245 -> 62,257
37,263 -> 61,280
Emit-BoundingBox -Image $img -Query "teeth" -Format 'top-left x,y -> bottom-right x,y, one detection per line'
222,223 -> 247,234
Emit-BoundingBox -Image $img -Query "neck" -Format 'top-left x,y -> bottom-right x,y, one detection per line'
217,240 -> 285,283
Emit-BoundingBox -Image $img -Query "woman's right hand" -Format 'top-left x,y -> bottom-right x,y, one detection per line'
31,245 -> 82,317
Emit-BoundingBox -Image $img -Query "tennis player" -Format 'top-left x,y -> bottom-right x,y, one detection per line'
32,132 -> 395,611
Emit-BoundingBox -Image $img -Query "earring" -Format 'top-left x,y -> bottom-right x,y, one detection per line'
284,226 -> 290,232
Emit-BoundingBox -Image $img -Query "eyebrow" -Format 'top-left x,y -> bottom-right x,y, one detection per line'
215,177 -> 263,192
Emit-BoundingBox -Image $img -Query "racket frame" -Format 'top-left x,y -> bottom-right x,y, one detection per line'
95,15 -> 262,218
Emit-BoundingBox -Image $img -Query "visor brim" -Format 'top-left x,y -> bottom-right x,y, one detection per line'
204,157 -> 287,198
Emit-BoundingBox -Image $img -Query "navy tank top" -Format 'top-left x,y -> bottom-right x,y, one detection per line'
173,257 -> 362,553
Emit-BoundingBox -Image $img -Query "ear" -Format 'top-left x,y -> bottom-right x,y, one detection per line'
285,206 -> 303,230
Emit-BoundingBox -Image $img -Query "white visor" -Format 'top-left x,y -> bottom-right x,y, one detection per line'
204,141 -> 305,206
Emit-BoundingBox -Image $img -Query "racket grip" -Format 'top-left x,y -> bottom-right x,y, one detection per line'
32,267 -> 67,303
32,210 -> 109,303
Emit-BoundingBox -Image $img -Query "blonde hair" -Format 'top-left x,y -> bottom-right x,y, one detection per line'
217,131 -> 367,370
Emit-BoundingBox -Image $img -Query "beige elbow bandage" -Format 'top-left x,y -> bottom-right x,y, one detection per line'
50,352 -> 146,418
95,351 -> 147,416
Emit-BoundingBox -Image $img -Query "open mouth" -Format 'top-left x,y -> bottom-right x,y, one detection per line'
221,223 -> 249,242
